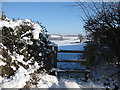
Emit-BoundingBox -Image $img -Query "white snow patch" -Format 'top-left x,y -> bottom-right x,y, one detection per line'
0,60 -> 6,66
1,61 -> 40,88
32,23 -> 42,39
1,66 -> 30,88
11,66 -> 16,71
37,74 -> 58,88
39,53 -> 42,56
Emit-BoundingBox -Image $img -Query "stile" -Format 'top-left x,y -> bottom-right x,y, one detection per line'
49,45 -> 90,80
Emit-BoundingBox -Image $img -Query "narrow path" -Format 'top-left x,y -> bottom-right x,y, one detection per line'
51,44 -> 86,88
53,77 -> 80,88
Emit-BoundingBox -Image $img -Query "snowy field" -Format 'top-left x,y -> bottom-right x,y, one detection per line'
48,34 -> 81,46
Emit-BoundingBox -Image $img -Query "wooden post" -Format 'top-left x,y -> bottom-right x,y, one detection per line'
86,51 -> 89,70
85,51 -> 89,81
54,46 -> 58,68
48,45 -> 53,70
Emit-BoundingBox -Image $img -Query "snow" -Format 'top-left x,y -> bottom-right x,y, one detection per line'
37,74 -> 58,88
22,36 -> 33,45
50,34 -> 62,38
0,19 -> 119,89
25,19 -> 32,23
32,23 -> 42,39
0,21 -> 16,29
0,19 -> 43,88
49,35 -> 80,46
16,55 -> 24,64
0,19 -> 43,40
21,30 -> 31,37
48,37 -> 118,89
1,61 -> 40,88
0,37 -> 118,88
11,66 -> 16,71
52,78 -> 80,88
39,53 -> 42,56
1,66 -> 30,88
0,59 -> 6,66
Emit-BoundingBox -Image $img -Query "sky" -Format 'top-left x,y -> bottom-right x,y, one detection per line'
2,2 -> 86,35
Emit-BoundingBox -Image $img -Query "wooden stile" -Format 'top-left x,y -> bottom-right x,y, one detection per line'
48,45 -> 90,79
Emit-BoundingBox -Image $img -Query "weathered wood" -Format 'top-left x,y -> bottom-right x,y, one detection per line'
52,69 -> 90,73
54,46 -> 58,68
51,45 -> 90,78
57,59 -> 86,63
86,52 -> 89,70
48,46 -> 53,70
85,52 -> 90,80
58,50 -> 88,53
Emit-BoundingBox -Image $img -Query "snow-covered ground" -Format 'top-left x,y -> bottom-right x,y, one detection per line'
30,41 -> 118,88
0,18 -> 119,88
47,36 -> 119,89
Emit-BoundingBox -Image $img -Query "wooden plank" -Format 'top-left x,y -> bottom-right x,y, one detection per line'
53,69 -> 90,73
54,46 -> 58,68
58,50 -> 87,53
57,59 -> 86,63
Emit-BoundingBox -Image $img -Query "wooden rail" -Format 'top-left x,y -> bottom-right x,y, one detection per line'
58,50 -> 88,53
52,69 -> 90,73
56,50 -> 89,69
57,59 -> 87,63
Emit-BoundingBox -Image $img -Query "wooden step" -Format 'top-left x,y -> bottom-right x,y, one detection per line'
57,59 -> 87,63
51,68 -> 90,73
58,50 -> 88,53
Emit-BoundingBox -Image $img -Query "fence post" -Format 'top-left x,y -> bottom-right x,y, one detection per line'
54,46 -> 58,68
85,51 -> 89,81
48,45 -> 53,70
86,51 -> 89,70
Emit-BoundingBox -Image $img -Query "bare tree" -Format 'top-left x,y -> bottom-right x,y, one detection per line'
76,1 -> 120,88
78,34 -> 83,43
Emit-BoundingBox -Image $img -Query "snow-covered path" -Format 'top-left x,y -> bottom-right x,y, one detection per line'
51,77 -> 80,88
29,43 -> 117,88
50,43 -> 85,88
49,43 -> 111,88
